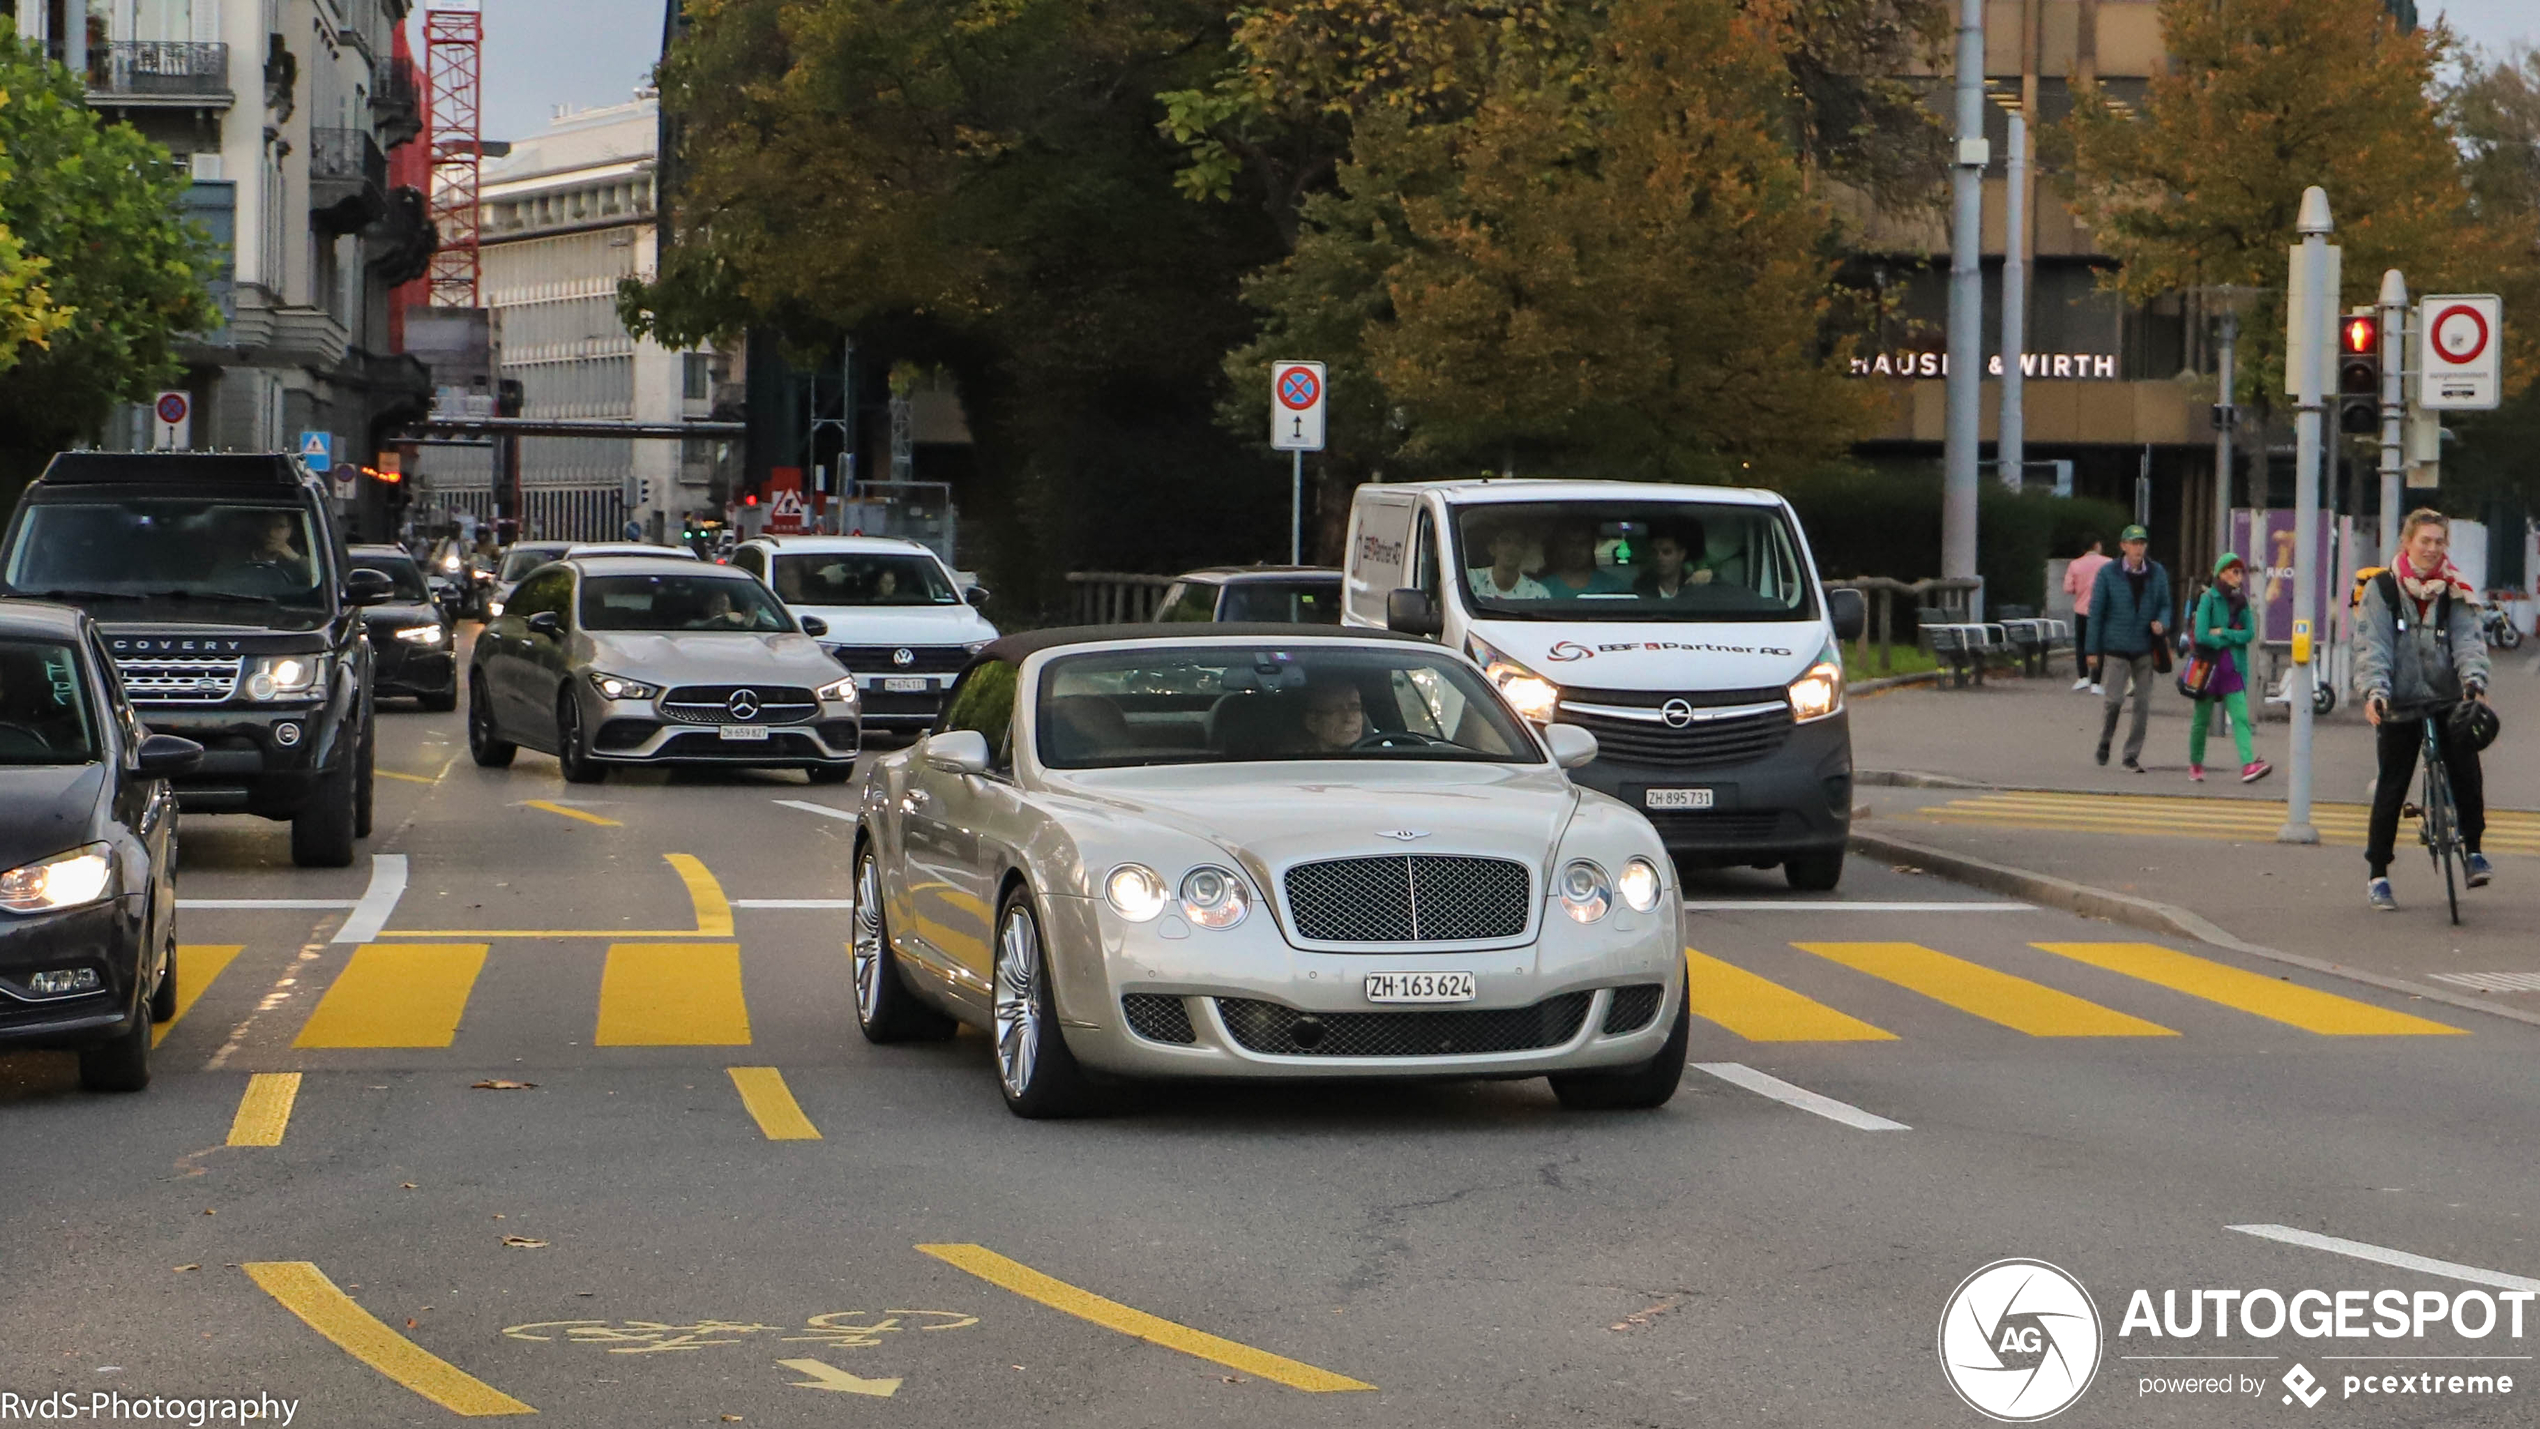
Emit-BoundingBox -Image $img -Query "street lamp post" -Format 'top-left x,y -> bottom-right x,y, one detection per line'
1942,0 -> 1986,615
2280,188 -> 2333,846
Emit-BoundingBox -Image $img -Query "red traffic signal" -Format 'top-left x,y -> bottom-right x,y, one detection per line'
742,493 -> 758,507
2337,312 -> 2382,432
2340,315 -> 2378,356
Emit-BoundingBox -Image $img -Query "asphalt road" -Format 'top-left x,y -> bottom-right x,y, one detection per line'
6,676 -> 2540,1427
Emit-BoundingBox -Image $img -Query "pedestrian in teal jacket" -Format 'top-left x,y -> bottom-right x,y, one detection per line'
2186,552 -> 2271,784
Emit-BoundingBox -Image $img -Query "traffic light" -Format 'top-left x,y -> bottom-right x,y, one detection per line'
2337,312 -> 2380,434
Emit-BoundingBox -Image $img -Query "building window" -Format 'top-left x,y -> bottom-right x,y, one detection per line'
682,352 -> 711,401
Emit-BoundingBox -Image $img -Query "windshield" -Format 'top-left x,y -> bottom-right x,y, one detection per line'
0,640 -> 97,765
500,546 -> 570,582
3,500 -> 329,624
350,553 -> 430,602
1037,644 -> 1535,768
579,574 -> 796,633
1217,579 -> 1342,624
1450,499 -> 1817,621
768,552 -> 958,606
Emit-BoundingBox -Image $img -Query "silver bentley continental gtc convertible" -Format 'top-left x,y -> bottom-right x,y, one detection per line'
851,624 -> 1686,1117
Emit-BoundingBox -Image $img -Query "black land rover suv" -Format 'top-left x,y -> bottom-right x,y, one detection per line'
0,453 -> 388,867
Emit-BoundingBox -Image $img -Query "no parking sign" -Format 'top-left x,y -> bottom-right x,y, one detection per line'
1270,361 -> 1325,452
2418,294 -> 2501,411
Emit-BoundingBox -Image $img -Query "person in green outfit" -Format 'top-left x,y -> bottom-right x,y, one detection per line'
2187,552 -> 2273,784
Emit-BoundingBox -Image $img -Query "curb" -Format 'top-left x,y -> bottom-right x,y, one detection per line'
1845,826 -> 2540,1033
1853,772 -> 2540,816
1850,670 -> 1947,696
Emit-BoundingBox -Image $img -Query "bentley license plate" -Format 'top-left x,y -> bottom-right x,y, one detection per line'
1645,787 -> 1715,810
882,676 -> 930,693
718,725 -> 770,741
1364,971 -> 1476,1004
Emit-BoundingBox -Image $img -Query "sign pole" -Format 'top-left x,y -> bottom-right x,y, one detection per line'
1269,360 -> 1327,564
1940,0 -> 1987,615
2280,187 -> 2332,846
2376,270 -> 2407,560
1291,450 -> 1303,565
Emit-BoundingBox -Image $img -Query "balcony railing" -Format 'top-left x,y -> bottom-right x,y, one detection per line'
87,42 -> 232,101
309,127 -> 390,235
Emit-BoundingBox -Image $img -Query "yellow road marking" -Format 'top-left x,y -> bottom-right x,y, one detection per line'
379,853 -> 737,939
596,943 -> 751,1045
523,799 -> 620,827
155,944 -> 244,1047
243,1261 -> 536,1416
2032,943 -> 2466,1037
227,1073 -> 302,1146
1683,948 -> 1895,1042
727,1066 -> 821,1140
377,769 -> 438,785
917,1243 -> 1373,1392
1796,942 -> 2177,1037
779,1359 -> 899,1395
667,853 -> 733,936
294,944 -> 490,1048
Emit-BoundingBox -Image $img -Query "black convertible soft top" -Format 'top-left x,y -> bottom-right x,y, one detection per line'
36,452 -> 309,488
974,622 -> 1432,665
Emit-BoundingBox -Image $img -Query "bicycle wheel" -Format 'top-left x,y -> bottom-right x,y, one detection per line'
2424,755 -> 2461,926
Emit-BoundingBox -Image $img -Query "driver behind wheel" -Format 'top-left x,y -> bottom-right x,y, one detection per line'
1296,677 -> 1366,753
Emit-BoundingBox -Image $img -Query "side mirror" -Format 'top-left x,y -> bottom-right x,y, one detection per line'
798,615 -> 828,638
1541,722 -> 1599,770
1386,587 -> 1442,637
344,568 -> 395,607
526,611 -> 564,639
924,728 -> 993,776
1827,586 -> 1866,642
964,586 -> 992,608
133,733 -> 204,776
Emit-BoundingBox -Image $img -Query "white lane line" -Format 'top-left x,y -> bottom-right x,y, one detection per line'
332,854 -> 410,944
730,899 -> 857,910
1692,1062 -> 1910,1131
1682,900 -> 2031,912
2227,1225 -> 2540,1293
773,799 -> 858,822
178,899 -> 358,910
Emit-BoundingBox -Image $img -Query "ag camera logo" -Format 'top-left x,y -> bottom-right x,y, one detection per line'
1939,1259 -> 2103,1421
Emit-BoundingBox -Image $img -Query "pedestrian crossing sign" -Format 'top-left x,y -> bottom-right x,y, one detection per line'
297,431 -> 334,473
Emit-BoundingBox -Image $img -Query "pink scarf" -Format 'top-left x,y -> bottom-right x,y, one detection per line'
2394,550 -> 2476,619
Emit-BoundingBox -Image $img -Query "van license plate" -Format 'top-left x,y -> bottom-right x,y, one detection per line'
882,676 -> 930,693
1645,788 -> 1715,810
1364,972 -> 1476,1004
719,725 -> 770,741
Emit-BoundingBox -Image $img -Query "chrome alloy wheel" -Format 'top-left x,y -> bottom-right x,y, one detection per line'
852,854 -> 885,1024
992,903 -> 1043,1099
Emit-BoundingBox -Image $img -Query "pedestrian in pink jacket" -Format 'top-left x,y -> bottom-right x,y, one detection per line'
2064,536 -> 2111,691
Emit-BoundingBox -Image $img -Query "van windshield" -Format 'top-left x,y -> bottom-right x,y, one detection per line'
2,500 -> 332,629
1450,500 -> 1817,622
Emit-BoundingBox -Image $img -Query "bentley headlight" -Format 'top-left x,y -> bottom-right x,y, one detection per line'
1788,649 -> 1844,723
1617,857 -> 1664,913
1470,636 -> 1560,722
1104,864 -> 1169,923
394,623 -> 447,645
588,672 -> 661,701
486,599 -> 506,617
244,654 -> 325,702
1557,859 -> 1612,924
0,845 -> 115,914
1178,865 -> 1250,929
815,676 -> 859,704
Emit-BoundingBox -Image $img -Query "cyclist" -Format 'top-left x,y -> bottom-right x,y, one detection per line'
2355,508 -> 2492,911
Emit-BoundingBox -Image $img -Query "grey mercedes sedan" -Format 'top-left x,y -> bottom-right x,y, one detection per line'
852,624 -> 1687,1118
467,555 -> 859,783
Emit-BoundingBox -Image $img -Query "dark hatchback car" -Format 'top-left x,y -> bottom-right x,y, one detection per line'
349,546 -> 457,710
0,601 -> 200,1091
1154,566 -> 1343,624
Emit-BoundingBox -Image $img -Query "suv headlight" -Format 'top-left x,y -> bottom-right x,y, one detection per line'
1617,857 -> 1664,913
1178,865 -> 1250,929
394,623 -> 447,645
1557,859 -> 1612,923
244,654 -> 327,702
0,844 -> 115,914
589,672 -> 661,701
815,676 -> 859,704
1788,647 -> 1844,723
1469,636 -> 1560,723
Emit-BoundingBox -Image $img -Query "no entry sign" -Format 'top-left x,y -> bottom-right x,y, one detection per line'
1271,361 -> 1326,452
2417,294 -> 2501,411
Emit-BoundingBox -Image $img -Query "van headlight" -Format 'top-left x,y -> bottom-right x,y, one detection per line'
815,676 -> 859,704
1177,865 -> 1250,929
1788,650 -> 1844,723
0,845 -> 115,914
244,654 -> 326,702
1617,857 -> 1664,913
1557,859 -> 1612,923
1470,636 -> 1560,722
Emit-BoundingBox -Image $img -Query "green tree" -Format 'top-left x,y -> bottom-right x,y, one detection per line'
0,31 -> 217,501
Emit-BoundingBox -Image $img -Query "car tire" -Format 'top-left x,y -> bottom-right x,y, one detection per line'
420,684 -> 458,713
1548,987 -> 1688,1111
290,758 -> 358,868
147,938 -> 178,1023
805,764 -> 856,785
353,721 -> 376,840
557,694 -> 607,785
992,883 -> 1101,1119
851,847 -> 955,1044
1783,849 -> 1844,892
78,1015 -> 151,1093
468,679 -> 516,768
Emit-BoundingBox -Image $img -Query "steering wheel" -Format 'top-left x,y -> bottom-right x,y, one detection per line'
1350,728 -> 1451,751
0,722 -> 54,755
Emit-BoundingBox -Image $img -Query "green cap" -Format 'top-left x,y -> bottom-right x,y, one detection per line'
2120,524 -> 2149,543
2214,551 -> 2245,576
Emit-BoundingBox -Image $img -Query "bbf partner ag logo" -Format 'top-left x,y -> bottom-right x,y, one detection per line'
1939,1259 -> 2104,1422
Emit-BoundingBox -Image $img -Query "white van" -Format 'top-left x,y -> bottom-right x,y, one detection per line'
1343,479 -> 1865,890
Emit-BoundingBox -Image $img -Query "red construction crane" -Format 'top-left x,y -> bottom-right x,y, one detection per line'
424,4 -> 484,308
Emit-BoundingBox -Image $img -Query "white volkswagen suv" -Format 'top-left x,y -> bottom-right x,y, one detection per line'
729,536 -> 998,736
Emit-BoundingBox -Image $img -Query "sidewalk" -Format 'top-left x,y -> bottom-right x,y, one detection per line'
1843,652 -> 2540,1000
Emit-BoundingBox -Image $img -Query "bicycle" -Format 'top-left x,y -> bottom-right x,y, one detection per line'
2399,712 -> 2465,925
